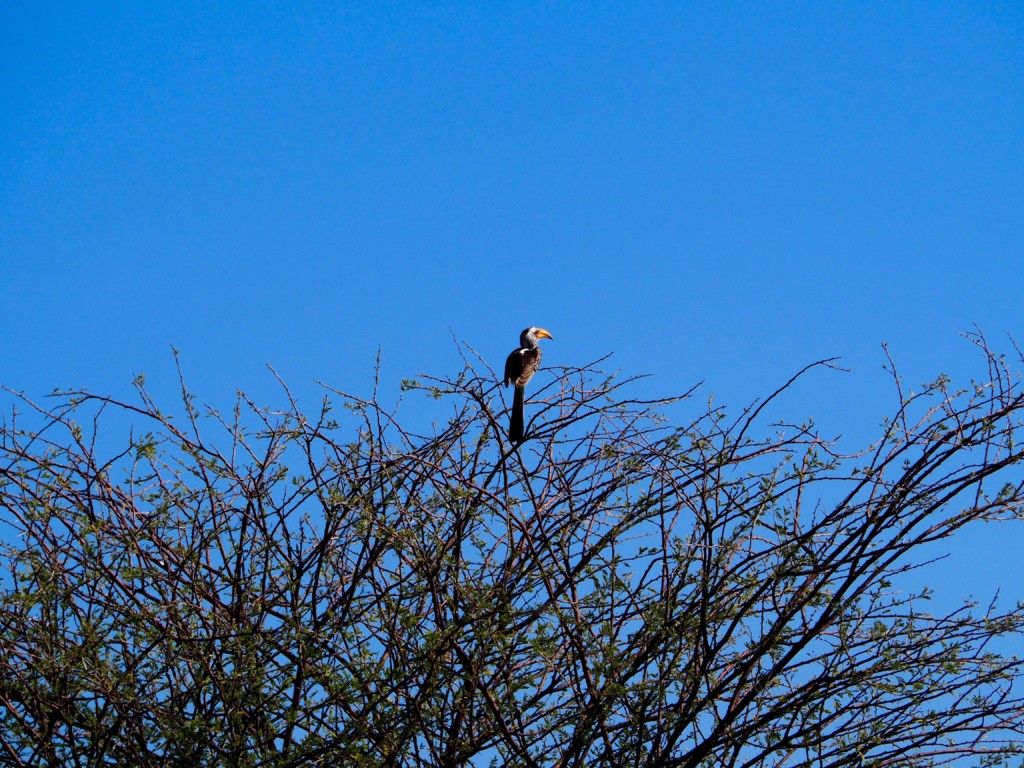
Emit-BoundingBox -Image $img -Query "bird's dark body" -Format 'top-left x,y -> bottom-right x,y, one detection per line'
503,326 -> 552,443
504,347 -> 542,389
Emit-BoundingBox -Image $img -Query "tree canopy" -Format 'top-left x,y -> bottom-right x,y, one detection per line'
1,333 -> 1022,767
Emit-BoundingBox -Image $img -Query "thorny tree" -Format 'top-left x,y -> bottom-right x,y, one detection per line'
1,331 -> 1023,767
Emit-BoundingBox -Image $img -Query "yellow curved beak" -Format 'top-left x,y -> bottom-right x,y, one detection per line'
535,328 -> 553,340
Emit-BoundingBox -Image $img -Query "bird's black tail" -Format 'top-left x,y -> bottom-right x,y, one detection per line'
509,385 -> 526,443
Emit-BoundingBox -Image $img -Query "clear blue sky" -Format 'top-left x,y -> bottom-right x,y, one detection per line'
2,3 -> 1022,603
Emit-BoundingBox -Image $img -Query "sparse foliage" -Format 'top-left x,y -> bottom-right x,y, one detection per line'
1,332 -> 1023,767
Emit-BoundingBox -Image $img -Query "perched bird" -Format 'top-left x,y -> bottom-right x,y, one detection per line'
503,327 -> 553,443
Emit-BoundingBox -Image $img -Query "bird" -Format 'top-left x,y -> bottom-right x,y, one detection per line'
503,327 -> 553,443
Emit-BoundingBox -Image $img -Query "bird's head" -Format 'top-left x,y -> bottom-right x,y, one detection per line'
522,327 -> 554,345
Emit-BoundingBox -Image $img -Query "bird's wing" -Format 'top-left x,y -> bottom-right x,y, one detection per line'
504,349 -> 522,387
